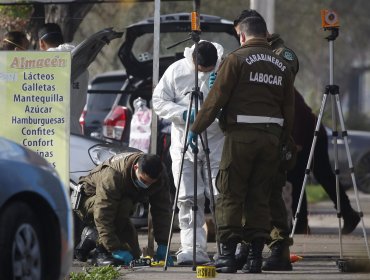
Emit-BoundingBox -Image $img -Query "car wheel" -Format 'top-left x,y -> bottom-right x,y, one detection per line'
0,202 -> 43,280
355,152 -> 370,194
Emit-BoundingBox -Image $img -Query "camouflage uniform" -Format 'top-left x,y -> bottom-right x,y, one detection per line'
77,152 -> 171,258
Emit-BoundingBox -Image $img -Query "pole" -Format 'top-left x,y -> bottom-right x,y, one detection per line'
250,0 -> 275,33
147,0 -> 161,258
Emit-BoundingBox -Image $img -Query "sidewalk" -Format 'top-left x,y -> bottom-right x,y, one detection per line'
70,190 -> 370,279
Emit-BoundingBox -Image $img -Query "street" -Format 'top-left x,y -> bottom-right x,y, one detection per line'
70,190 -> 370,279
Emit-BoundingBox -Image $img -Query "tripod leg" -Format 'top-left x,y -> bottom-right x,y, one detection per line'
290,91 -> 330,238
198,91 -> 221,256
192,88 -> 200,271
334,93 -> 370,259
192,145 -> 198,271
329,86 -> 344,258
199,132 -> 221,256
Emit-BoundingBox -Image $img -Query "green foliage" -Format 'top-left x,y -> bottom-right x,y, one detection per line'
70,266 -> 122,280
306,184 -> 329,203
0,6 -> 32,18
0,5 -> 32,31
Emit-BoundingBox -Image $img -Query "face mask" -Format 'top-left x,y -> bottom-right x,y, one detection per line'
134,179 -> 150,189
198,71 -> 210,81
133,168 -> 152,189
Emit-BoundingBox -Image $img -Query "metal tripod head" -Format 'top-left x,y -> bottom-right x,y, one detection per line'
324,27 -> 339,41
325,27 -> 339,85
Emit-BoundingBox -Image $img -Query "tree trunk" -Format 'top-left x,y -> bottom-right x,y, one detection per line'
28,4 -> 45,49
45,1 -> 94,42
27,2 -> 93,48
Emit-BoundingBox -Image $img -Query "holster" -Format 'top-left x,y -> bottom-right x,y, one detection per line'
279,134 -> 297,171
217,109 -> 227,132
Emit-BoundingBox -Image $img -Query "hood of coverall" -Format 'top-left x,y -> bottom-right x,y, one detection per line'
183,40 -> 224,81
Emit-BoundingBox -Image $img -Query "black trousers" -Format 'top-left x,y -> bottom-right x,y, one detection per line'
288,125 -> 353,230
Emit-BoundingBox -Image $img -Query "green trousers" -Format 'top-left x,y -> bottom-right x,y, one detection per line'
269,169 -> 293,246
216,126 -> 280,243
77,195 -> 141,258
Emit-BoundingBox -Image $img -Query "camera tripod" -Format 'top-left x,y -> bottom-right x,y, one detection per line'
163,31 -> 220,273
290,27 -> 370,264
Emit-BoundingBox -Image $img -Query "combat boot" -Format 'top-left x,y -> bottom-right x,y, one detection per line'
242,238 -> 265,273
74,226 -> 98,262
215,241 -> 237,273
342,209 -> 360,234
92,245 -> 118,266
262,241 -> 292,271
235,242 -> 250,270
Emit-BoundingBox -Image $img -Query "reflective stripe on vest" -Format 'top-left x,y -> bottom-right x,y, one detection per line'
236,115 -> 284,126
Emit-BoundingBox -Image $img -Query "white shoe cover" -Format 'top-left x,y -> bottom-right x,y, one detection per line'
177,248 -> 210,265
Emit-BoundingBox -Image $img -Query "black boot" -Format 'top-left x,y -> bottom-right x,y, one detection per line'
342,209 -> 360,234
92,245 -> 118,266
242,238 -> 265,273
262,241 -> 292,271
75,226 -> 98,262
294,219 -> 311,234
215,241 -> 237,273
235,242 -> 250,270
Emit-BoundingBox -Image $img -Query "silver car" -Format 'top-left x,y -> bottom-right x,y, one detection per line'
327,128 -> 370,193
0,136 -> 73,280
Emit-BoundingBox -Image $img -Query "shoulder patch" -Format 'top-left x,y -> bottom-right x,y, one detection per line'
282,49 -> 294,61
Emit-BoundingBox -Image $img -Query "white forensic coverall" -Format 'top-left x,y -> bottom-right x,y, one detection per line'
153,41 -> 224,264
48,43 -> 88,135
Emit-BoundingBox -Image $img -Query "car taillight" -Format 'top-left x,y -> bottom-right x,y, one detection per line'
79,107 -> 87,134
103,106 -> 128,141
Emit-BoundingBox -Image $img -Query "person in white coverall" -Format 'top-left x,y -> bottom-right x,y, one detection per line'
153,41 -> 224,265
38,23 -> 88,135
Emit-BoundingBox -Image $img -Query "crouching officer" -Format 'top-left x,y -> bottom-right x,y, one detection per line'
74,152 -> 174,266
188,16 -> 295,273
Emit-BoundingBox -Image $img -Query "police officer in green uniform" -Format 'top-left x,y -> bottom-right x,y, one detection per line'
188,17 -> 295,273
75,152 -> 173,266
233,10 -> 299,271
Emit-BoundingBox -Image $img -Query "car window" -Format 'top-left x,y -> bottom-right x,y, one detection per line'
87,79 -> 127,111
87,93 -> 117,111
132,32 -> 239,61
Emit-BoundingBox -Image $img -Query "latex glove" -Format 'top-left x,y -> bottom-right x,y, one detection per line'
183,109 -> 196,123
208,72 -> 217,88
187,130 -> 198,153
112,250 -> 134,265
155,244 -> 174,266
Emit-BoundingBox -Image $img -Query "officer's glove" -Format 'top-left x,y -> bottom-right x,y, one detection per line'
111,250 -> 134,265
187,130 -> 198,153
183,109 -> 196,123
208,72 -> 217,88
155,244 -> 174,266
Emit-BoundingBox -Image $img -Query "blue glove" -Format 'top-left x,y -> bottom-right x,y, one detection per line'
183,109 -> 196,123
112,250 -> 134,265
209,72 -> 217,88
155,244 -> 174,266
187,130 -> 198,153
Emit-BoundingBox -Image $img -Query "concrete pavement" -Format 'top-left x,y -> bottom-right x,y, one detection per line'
70,190 -> 370,279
